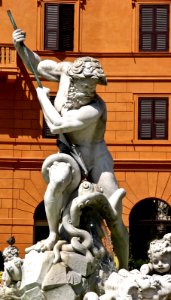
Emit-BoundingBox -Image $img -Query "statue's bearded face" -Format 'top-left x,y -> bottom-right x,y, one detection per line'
63,78 -> 97,110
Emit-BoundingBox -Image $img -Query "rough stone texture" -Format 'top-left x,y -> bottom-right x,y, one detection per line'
43,262 -> 83,291
20,250 -> 54,292
44,284 -> 78,300
21,286 -> 46,300
60,251 -> 93,277
66,270 -> 82,286
42,262 -> 67,290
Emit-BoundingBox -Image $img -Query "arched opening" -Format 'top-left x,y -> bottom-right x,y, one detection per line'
129,198 -> 171,268
34,201 -> 49,244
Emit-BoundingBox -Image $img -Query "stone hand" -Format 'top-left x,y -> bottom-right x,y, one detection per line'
36,87 -> 50,100
12,29 -> 26,47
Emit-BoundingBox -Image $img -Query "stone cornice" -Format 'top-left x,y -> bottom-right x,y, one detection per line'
0,158 -> 43,170
36,51 -> 171,59
114,160 -> 171,172
0,157 -> 171,172
0,218 -> 34,225
0,138 -> 170,146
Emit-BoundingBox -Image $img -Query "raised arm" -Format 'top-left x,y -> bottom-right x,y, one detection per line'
36,87 -> 102,135
13,29 -> 70,82
37,60 -> 72,82
13,29 -> 41,74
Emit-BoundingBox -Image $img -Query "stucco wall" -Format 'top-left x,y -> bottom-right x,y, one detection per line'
0,0 -> 171,257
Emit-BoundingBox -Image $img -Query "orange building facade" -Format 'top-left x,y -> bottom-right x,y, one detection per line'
0,0 -> 171,262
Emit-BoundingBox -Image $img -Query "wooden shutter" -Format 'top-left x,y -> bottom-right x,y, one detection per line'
140,6 -> 153,51
44,4 -> 74,51
138,98 -> 168,140
154,99 -> 168,139
45,4 -> 60,50
155,6 -> 169,51
139,5 -> 169,51
42,96 -> 57,139
139,98 -> 153,139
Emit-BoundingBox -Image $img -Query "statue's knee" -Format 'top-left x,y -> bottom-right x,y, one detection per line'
48,162 -> 72,191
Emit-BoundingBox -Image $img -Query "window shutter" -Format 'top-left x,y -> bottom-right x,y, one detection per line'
59,4 -> 74,51
139,5 -> 169,52
154,99 -> 168,139
138,98 -> 168,140
155,6 -> 169,51
44,4 -> 74,51
139,98 -> 153,139
45,4 -> 60,50
140,6 -> 154,51
42,96 -> 57,139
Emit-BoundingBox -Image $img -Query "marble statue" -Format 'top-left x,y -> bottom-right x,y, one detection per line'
2,236 -> 23,288
140,233 -> 171,276
3,257 -> 23,287
12,28 -> 129,270
1,16 -> 170,300
2,236 -> 19,263
83,233 -> 171,300
0,27 -> 130,299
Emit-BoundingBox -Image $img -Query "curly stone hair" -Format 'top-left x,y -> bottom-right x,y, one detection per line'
67,56 -> 107,85
148,233 -> 171,261
6,236 -> 15,246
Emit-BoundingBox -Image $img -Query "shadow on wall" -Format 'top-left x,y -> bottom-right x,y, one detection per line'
80,0 -> 87,10
0,56 -> 42,139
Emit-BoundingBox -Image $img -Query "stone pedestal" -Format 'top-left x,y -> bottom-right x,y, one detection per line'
19,250 -> 94,300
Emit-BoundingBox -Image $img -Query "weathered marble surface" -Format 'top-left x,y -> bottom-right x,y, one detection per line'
0,25 -> 129,299
13,27 -> 129,270
84,233 -> 171,300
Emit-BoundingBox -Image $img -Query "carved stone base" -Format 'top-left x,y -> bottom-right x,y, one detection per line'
18,249 -> 95,300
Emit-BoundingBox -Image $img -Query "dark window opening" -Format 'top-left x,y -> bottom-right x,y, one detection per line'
44,3 -> 74,51
139,5 -> 169,52
42,95 -> 57,139
138,97 -> 168,140
34,201 -> 49,244
129,198 -> 171,268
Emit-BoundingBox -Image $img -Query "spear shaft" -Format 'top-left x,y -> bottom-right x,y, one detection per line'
7,10 -> 88,177
7,10 -> 43,88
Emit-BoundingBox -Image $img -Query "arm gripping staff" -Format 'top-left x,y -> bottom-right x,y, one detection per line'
7,10 -> 43,88
7,10 -> 88,178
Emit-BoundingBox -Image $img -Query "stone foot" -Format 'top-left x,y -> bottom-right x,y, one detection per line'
25,235 -> 57,253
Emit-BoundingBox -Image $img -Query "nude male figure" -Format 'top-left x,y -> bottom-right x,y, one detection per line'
13,29 -> 129,269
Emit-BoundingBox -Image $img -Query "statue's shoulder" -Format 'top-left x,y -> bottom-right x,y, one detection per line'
94,95 -> 106,111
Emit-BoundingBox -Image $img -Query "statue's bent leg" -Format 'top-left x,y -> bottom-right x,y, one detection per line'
110,219 -> 129,270
109,189 -> 129,270
95,168 -> 129,270
26,161 -> 73,253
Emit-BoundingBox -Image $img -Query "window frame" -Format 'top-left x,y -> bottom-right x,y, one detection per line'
37,0 -> 79,51
138,96 -> 169,140
42,95 -> 57,139
131,0 -> 171,53
134,94 -> 171,144
139,4 -> 170,52
44,3 -> 74,51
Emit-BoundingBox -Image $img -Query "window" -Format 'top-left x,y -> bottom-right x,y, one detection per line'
44,3 -> 74,51
42,96 -> 57,138
138,97 -> 168,140
139,5 -> 169,51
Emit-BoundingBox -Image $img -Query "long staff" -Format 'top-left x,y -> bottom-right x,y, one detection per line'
7,10 -> 88,177
7,10 -> 43,88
